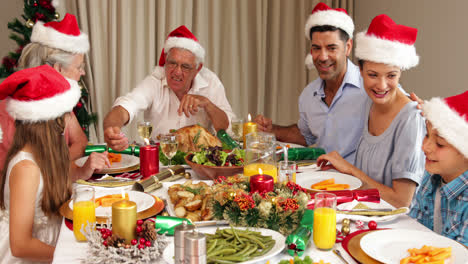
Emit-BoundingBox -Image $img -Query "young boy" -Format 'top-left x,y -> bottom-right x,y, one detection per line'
409,91 -> 468,246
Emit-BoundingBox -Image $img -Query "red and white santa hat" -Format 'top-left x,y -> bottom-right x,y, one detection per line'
356,14 -> 419,70
423,91 -> 468,158
0,65 -> 81,122
31,13 -> 89,54
153,25 -> 205,79
304,3 -> 354,69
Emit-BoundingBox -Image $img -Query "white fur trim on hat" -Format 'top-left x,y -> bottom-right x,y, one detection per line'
5,78 -> 81,122
164,37 -> 205,64
31,21 -> 89,54
423,97 -> 468,158
305,53 -> 314,69
52,0 -> 59,8
355,31 -> 419,70
305,10 -> 354,40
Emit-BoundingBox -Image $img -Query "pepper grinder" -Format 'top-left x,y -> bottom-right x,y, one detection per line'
184,229 -> 206,264
174,221 -> 195,264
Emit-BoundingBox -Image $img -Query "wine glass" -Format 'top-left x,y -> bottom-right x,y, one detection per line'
160,133 -> 178,166
231,117 -> 243,146
137,121 -> 153,144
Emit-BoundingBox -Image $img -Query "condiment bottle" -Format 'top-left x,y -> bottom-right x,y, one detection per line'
174,221 -> 195,264
184,229 -> 206,264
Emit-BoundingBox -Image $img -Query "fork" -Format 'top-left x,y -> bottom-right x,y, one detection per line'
333,249 -> 350,264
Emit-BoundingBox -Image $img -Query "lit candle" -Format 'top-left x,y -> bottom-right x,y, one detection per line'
249,168 -> 274,194
243,114 -> 257,149
140,142 -> 159,179
112,199 -> 137,244
244,163 -> 278,182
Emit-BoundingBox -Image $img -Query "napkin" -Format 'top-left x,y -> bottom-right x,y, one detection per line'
336,200 -> 409,222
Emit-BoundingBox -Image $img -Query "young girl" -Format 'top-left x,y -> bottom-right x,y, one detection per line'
316,14 -> 426,208
409,91 -> 468,246
0,65 -> 95,262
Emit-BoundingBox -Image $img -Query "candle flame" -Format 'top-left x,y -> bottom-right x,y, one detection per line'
121,189 -> 125,199
144,138 -> 150,145
248,113 -> 251,122
258,168 -> 263,175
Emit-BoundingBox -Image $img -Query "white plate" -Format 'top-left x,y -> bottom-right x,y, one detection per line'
163,226 -> 285,264
360,229 -> 468,264
296,171 -> 362,191
336,200 -> 408,222
69,190 -> 155,218
74,154 -> 139,173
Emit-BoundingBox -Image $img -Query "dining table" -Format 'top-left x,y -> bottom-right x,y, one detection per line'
52,164 -> 442,264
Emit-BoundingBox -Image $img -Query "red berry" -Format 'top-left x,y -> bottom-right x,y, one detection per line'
368,220 -> 378,230
103,241 -> 108,247
137,219 -> 144,226
139,238 -> 146,244
145,240 -> 152,247
102,233 -> 109,239
100,229 -> 107,236
131,239 -> 138,245
138,244 -> 145,250
136,226 -> 143,233
106,229 -> 112,236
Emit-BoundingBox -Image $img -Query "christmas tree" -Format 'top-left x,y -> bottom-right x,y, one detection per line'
0,0 -> 97,139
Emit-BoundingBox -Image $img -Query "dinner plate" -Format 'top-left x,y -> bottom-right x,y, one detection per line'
360,229 -> 468,264
162,226 -> 285,264
69,190 -> 155,218
296,170 -> 362,191
336,200 -> 408,222
74,154 -> 140,174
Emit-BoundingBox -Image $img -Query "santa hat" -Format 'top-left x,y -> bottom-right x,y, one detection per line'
31,13 -> 89,54
304,3 -> 354,69
0,65 -> 81,122
355,14 -> 419,70
422,91 -> 468,158
153,25 -> 205,79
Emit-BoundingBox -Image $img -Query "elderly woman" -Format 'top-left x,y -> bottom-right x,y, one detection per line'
0,14 -> 108,180
317,14 -> 426,208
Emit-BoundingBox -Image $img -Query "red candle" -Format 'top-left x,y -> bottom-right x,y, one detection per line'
139,143 -> 159,179
249,174 -> 274,194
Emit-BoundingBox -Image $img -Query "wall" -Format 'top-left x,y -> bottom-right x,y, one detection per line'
0,1 -> 23,62
354,0 -> 468,99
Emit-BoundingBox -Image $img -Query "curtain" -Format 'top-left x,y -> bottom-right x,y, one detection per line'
64,0 -> 352,143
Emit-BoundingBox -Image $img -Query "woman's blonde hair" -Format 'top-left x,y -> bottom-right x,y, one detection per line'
0,114 -> 72,218
18,42 -> 76,70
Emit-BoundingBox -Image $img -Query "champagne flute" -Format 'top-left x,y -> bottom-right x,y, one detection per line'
231,117 -> 244,146
160,133 -> 178,166
137,121 -> 153,144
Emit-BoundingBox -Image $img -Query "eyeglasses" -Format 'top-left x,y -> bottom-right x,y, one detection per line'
165,60 -> 195,73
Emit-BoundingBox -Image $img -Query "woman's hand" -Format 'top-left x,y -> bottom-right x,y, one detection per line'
317,151 -> 356,175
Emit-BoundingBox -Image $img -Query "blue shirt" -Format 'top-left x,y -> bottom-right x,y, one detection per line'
298,59 -> 366,164
409,171 -> 468,246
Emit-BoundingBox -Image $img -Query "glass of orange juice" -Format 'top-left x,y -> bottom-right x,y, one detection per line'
313,192 -> 337,250
72,186 -> 96,242
277,161 -> 297,184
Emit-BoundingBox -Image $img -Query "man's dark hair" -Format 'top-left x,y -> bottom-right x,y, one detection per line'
310,25 -> 350,43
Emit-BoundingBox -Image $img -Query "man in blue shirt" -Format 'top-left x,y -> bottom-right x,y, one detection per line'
255,3 -> 366,163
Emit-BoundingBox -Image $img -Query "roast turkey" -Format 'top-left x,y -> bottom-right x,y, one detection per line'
174,125 -> 222,152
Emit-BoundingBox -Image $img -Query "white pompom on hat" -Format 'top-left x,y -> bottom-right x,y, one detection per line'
31,13 -> 89,54
0,65 -> 81,122
422,91 -> 468,158
153,25 -> 205,80
304,2 -> 354,69
355,14 -> 419,70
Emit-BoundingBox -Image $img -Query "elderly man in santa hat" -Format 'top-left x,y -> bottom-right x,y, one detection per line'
104,25 -> 234,151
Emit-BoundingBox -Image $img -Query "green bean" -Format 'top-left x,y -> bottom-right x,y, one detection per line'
207,239 -> 218,254
208,248 -> 237,257
237,233 -> 265,249
207,257 -> 237,264
230,226 -> 243,244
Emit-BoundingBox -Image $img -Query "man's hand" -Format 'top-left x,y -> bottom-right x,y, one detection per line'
178,94 -> 210,117
104,126 -> 129,151
79,151 -> 111,180
254,115 -> 273,132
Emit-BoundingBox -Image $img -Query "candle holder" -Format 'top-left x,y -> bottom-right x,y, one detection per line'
140,143 -> 159,179
249,174 -> 274,194
243,132 -> 278,182
243,114 -> 257,149
112,200 -> 137,244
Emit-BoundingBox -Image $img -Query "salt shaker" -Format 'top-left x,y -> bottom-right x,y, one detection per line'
184,229 -> 206,264
174,221 -> 195,264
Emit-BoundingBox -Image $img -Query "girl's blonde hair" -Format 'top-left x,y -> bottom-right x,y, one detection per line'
0,114 -> 72,218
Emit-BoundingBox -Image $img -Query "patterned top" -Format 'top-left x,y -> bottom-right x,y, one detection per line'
409,170 -> 468,246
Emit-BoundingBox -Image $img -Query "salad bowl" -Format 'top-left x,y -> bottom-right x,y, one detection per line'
185,153 -> 243,180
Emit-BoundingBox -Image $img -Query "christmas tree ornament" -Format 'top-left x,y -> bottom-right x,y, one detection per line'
26,19 -> 35,28
368,220 -> 378,230
286,209 -> 314,257
54,12 -> 60,19
342,218 -> 350,226
341,225 -> 350,236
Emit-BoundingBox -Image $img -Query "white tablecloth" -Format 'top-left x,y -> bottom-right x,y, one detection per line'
53,168 -> 433,264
